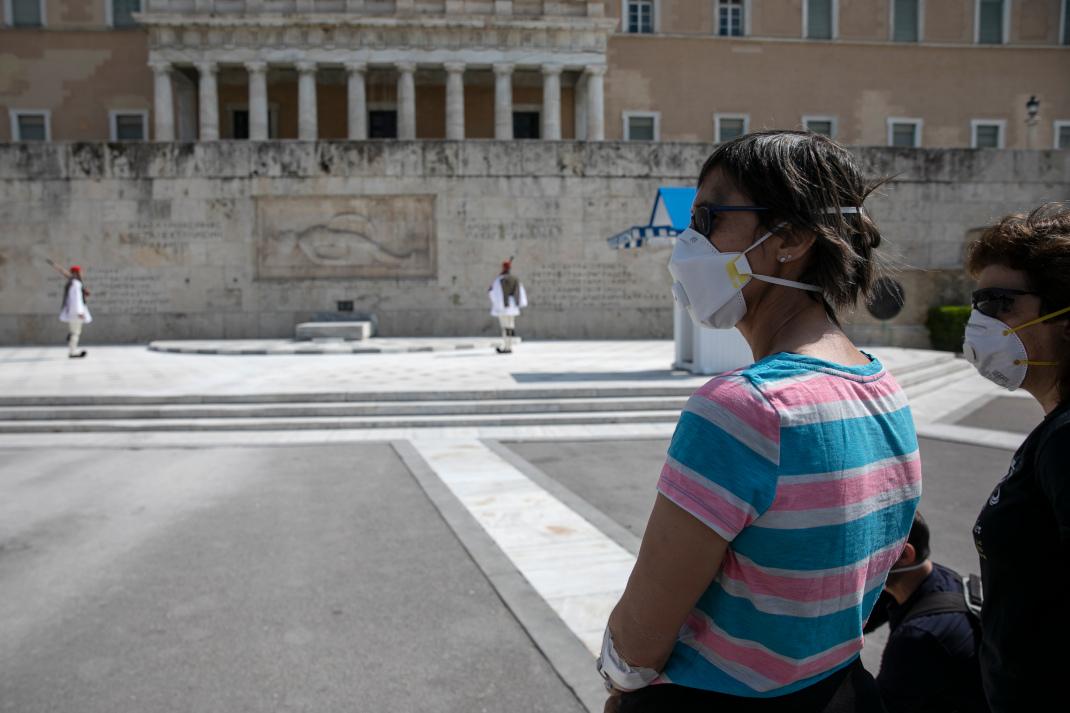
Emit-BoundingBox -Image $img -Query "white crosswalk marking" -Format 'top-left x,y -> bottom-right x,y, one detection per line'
410,438 -> 636,654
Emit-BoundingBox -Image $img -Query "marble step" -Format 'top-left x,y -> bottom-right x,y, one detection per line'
896,356 -> 974,392
0,396 -> 690,421
0,385 -> 698,408
0,409 -> 684,433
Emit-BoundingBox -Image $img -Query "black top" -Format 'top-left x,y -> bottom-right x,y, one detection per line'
972,400 -> 1070,713
864,564 -> 989,713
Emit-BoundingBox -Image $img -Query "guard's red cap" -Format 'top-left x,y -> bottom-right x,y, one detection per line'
501,260 -> 511,270
70,265 -> 81,273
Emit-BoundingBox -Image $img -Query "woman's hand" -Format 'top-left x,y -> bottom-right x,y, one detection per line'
603,688 -> 622,713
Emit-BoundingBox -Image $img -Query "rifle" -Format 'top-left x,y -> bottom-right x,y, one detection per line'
46,259 -> 91,297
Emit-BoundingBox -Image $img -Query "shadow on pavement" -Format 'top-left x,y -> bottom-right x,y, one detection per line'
954,396 -> 1045,434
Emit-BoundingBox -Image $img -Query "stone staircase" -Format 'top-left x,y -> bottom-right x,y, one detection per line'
0,353 -> 974,434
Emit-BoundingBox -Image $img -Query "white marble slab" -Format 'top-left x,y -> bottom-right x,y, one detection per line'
411,438 -> 637,655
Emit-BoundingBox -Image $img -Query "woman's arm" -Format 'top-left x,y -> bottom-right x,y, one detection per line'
607,493 -> 730,673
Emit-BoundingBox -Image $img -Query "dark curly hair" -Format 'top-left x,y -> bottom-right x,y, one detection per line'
698,130 -> 889,320
966,203 -> 1070,405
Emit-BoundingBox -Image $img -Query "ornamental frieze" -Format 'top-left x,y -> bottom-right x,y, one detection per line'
145,16 -> 613,55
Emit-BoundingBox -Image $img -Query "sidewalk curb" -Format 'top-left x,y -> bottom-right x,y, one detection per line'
391,440 -> 605,713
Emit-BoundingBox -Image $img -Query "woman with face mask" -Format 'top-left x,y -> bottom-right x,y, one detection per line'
598,131 -> 920,713
963,205 -> 1070,713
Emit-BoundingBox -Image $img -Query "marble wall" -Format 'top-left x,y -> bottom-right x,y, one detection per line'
1,141 -> 1067,345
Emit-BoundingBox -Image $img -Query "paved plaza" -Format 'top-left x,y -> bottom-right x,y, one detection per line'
0,341 -> 1044,712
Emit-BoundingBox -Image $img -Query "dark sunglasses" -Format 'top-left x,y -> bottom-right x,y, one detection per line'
971,287 -> 1038,318
689,203 -> 768,238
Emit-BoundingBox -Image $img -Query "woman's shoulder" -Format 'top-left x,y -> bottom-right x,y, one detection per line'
693,368 -> 772,406
686,369 -> 782,441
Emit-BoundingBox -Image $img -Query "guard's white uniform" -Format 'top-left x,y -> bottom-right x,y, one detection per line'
488,276 -> 527,317
488,275 -> 527,351
59,279 -> 92,355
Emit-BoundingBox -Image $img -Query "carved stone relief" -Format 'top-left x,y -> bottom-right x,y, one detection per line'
256,195 -> 435,279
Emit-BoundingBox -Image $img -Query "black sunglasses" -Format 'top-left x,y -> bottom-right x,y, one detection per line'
690,203 -> 768,238
971,288 -> 1038,318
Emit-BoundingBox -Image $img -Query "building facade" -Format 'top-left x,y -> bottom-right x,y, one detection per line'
2,1 -> 1069,148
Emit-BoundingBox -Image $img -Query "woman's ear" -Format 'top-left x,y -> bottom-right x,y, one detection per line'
773,228 -> 818,265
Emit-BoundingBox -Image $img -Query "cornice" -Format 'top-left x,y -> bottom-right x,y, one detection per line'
134,12 -> 619,33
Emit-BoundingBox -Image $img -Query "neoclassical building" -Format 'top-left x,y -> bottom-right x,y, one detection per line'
2,0 -> 1069,148
140,1 -> 615,143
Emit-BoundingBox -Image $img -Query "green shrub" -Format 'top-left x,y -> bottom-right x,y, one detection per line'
926,305 -> 972,352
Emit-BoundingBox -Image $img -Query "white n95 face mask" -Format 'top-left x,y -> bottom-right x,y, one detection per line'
668,224 -> 821,330
962,306 -> 1070,390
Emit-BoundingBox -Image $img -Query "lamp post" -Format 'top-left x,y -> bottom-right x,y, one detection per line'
1026,95 -> 1040,149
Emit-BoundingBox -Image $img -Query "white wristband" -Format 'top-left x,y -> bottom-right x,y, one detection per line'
596,626 -> 659,693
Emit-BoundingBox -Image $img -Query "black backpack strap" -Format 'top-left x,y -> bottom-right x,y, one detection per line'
901,591 -> 970,623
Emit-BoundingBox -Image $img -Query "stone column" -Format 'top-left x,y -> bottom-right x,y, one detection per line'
493,63 -> 514,140
396,61 -> 417,140
296,61 -> 318,140
150,61 -> 175,141
196,61 -> 219,141
246,61 -> 269,140
541,64 -> 562,141
574,73 -> 587,141
585,65 -> 606,142
346,62 -> 367,140
174,72 -> 198,142
444,61 -> 466,140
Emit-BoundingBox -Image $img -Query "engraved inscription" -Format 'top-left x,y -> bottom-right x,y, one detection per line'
464,219 -> 564,242
530,263 -> 669,309
117,221 -> 223,247
85,268 -> 166,313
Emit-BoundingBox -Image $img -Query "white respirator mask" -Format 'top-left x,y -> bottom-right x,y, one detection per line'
668,208 -> 862,330
962,304 -> 1070,390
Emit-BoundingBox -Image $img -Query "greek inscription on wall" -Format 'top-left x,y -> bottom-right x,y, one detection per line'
117,221 -> 223,248
530,263 -> 668,308
84,268 -> 167,313
257,195 -> 435,280
465,219 -> 563,242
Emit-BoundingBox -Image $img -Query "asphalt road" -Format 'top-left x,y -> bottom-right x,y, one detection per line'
0,445 -> 585,713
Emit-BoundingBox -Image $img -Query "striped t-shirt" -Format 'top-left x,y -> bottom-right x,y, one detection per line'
656,351 -> 921,697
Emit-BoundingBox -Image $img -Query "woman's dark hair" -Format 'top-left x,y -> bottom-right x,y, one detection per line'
697,130 -> 888,318
966,203 -> 1070,405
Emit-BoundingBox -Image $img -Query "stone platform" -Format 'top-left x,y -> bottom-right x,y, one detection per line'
148,336 -> 517,355
294,321 -> 373,341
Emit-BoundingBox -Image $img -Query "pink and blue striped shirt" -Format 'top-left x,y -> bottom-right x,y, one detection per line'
656,352 -> 921,697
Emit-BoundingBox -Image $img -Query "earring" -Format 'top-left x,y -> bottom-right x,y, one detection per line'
779,255 -> 791,263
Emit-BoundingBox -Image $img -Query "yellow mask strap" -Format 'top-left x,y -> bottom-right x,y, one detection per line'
1013,360 -> 1060,367
1002,304 -> 1070,337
